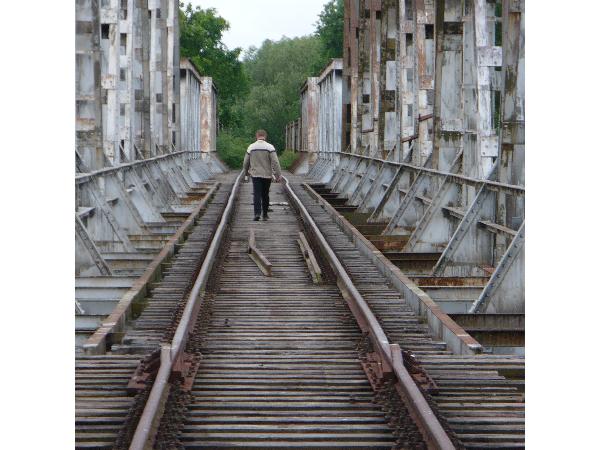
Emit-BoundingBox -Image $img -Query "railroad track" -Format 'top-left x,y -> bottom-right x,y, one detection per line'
112,184 -> 234,354
76,171 -> 524,449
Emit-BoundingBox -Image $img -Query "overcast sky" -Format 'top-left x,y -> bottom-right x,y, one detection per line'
187,0 -> 329,54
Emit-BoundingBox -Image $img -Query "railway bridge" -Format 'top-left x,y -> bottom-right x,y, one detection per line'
75,1 -> 525,448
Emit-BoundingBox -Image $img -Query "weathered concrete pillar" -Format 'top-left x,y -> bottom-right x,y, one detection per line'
139,0 -> 152,159
472,0 -> 502,178
378,0 -> 396,161
396,0 -> 415,162
130,0 -> 144,159
413,0 -> 435,166
462,0 -> 502,184
148,0 -> 159,155
301,77 -> 320,163
344,0 -> 360,154
432,0 -> 464,173
495,0 -> 525,258
159,0 -> 170,154
180,59 -> 203,152
200,77 -> 217,154
148,0 -> 169,155
122,0 -> 135,162
166,0 -> 180,152
317,60 -> 344,154
101,0 -> 121,165
368,0 -> 382,158
76,0 -> 104,171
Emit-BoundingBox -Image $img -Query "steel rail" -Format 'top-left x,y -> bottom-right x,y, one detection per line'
313,151 -> 525,195
75,150 -> 198,183
129,171 -> 244,450
83,182 -> 220,355
283,176 -> 455,450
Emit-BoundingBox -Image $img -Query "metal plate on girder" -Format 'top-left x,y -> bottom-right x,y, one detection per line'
478,46 -> 503,67
481,135 -> 499,157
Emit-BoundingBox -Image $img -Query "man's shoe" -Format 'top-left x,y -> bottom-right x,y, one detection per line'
254,216 -> 260,221
262,215 -> 269,221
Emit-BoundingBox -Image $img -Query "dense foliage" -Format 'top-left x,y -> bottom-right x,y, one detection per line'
179,1 -> 344,168
216,132 -> 298,171
215,132 -> 252,169
179,3 -> 248,129
242,36 -> 328,151
315,0 -> 345,60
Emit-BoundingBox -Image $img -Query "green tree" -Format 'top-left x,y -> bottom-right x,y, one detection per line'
315,0 -> 344,60
179,2 -> 346,165
179,3 -> 248,129
241,36 -> 328,150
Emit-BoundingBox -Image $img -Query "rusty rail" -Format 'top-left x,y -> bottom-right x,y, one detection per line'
129,171 -> 243,450
283,176 -> 455,450
129,171 -> 453,449
302,182 -> 482,356
83,182 -> 220,355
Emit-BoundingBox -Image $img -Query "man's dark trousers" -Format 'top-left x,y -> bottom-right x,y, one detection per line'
251,176 -> 272,217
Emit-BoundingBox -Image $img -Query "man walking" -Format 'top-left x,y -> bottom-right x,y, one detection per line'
242,130 -> 282,221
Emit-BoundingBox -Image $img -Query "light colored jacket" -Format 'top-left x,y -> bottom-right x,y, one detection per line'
242,139 -> 282,179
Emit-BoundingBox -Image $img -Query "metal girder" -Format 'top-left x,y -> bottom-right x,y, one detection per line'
329,154 -> 353,190
385,151 -> 461,238
337,152 -> 524,195
156,161 -> 183,197
403,180 -> 458,252
357,161 -> 392,213
432,184 -> 494,276
140,163 -> 172,206
334,149 -> 365,193
382,169 -> 429,236
348,158 -> 378,205
104,173 -> 147,235
337,154 -> 367,197
82,181 -> 220,355
152,161 -> 181,202
365,148 -> 418,220
163,158 -> 189,195
307,153 -> 328,180
368,166 -> 405,223
75,299 -> 85,315
310,157 -> 325,179
87,178 -> 138,251
75,215 -> 113,276
321,153 -> 339,181
122,168 -> 165,222
470,221 -> 525,313
175,160 -> 195,187
306,154 -> 323,179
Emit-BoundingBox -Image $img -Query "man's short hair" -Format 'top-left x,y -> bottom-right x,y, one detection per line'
256,129 -> 267,138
